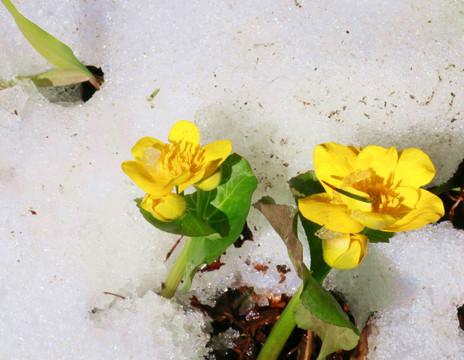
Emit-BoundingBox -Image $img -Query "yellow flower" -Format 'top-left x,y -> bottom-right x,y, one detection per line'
299,143 -> 444,233
141,193 -> 186,222
122,121 -> 232,197
319,231 -> 369,270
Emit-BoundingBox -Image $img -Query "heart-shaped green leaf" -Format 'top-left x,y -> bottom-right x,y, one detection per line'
181,154 -> 257,289
294,266 -> 360,360
288,170 -> 324,199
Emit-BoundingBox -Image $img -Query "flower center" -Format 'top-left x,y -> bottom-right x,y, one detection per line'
145,140 -> 205,177
340,169 -> 402,214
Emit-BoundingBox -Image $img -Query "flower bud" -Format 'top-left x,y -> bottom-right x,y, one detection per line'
322,233 -> 368,270
141,193 -> 186,222
195,168 -> 222,191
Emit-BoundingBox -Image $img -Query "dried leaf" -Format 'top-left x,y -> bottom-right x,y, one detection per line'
253,198 -> 303,279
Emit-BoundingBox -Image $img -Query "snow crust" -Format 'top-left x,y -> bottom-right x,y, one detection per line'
1,0 -> 464,358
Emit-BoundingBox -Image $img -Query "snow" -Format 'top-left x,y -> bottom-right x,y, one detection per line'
1,0 -> 464,358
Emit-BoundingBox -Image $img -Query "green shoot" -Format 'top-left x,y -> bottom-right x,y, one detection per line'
1,0 -> 99,90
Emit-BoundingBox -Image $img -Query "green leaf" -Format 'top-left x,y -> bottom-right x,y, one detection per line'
288,171 -> 331,283
288,170 -> 324,199
361,228 -> 395,243
294,267 -> 360,360
1,0 -> 99,90
299,216 -> 330,283
254,198 -> 303,279
181,154 -> 257,289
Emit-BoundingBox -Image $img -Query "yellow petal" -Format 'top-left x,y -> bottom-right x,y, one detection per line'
347,145 -> 362,155
384,189 -> 444,231
355,145 -> 398,182
195,168 -> 222,191
350,211 -> 397,230
131,136 -> 165,161
202,140 -> 232,164
141,193 -> 186,222
394,148 -> 436,187
314,143 -> 358,196
394,186 -> 419,209
200,139 -> 232,179
168,120 -> 200,144
173,166 -> 217,193
298,193 -> 365,233
121,160 -> 172,196
171,170 -> 195,193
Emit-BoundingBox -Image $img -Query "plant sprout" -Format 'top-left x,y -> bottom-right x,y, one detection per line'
1,0 -> 101,90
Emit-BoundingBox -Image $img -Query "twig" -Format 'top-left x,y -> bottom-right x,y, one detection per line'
448,188 -> 464,222
103,292 -> 126,300
164,235 -> 183,262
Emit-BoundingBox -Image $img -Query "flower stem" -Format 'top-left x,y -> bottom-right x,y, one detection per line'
257,284 -> 304,360
160,238 -> 191,299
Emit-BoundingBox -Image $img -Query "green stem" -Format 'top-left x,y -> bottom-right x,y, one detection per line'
160,238 -> 191,299
196,190 -> 203,217
257,284 -> 304,360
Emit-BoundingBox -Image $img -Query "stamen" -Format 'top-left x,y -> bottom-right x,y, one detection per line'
157,140 -> 204,177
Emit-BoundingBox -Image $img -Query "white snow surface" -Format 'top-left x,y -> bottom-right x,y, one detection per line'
1,0 -> 464,358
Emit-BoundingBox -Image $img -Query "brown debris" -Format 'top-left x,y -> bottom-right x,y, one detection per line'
254,264 -> 269,274
191,287 -> 368,360
276,264 -> 291,284
200,256 -> 226,272
191,287 -> 300,359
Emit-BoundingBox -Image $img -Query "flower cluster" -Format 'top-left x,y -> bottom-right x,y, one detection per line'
122,121 -> 232,221
298,143 -> 444,269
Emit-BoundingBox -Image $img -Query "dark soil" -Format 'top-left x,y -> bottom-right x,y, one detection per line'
191,287 -> 367,360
